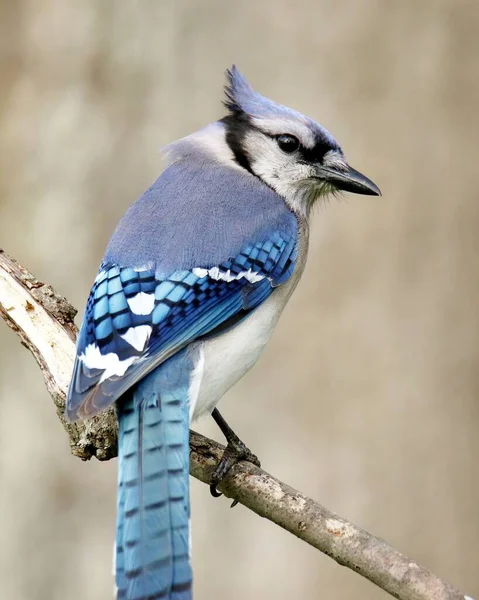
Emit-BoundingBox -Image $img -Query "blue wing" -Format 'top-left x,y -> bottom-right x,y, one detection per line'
66,230 -> 297,421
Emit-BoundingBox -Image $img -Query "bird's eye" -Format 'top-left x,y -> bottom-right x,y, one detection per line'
276,134 -> 300,154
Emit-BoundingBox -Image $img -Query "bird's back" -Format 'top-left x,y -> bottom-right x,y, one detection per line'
105,142 -> 297,274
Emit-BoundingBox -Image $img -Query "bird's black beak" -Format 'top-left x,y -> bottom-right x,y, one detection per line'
318,164 -> 381,196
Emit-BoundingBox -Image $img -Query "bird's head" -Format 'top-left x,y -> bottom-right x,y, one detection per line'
220,66 -> 380,215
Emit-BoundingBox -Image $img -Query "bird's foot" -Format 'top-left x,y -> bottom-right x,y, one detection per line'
210,408 -> 260,507
210,437 -> 261,506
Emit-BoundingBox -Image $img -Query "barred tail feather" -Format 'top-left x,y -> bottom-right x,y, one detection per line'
116,364 -> 192,600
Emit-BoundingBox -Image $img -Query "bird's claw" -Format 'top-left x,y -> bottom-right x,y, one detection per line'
209,439 -> 261,505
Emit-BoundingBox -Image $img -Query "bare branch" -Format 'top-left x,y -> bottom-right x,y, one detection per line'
0,249 -> 473,600
0,250 -> 117,460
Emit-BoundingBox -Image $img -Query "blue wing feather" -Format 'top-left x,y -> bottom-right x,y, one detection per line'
67,229 -> 298,421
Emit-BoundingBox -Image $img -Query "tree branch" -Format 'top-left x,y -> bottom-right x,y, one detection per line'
0,249 -> 473,600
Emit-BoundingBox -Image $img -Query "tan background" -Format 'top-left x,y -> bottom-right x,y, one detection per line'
0,1 -> 478,598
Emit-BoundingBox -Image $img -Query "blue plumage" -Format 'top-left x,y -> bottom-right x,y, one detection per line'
67,218 -> 297,600
66,68 -> 303,600
68,222 -> 297,599
68,229 -> 297,421
66,64 -> 379,600
116,352 -> 192,600
103,157 -> 297,274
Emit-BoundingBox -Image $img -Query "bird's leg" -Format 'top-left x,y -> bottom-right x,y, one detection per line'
210,408 -> 261,504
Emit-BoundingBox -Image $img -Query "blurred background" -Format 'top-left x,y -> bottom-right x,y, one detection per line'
1,1 -> 478,598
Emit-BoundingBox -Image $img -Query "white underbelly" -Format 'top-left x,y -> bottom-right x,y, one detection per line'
189,284 -> 291,420
188,223 -> 309,420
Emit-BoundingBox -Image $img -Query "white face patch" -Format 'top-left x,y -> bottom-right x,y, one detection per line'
243,131 -> 317,216
127,292 -> 155,315
121,325 -> 152,352
244,130 -> 346,217
192,267 -> 265,284
80,343 -> 137,382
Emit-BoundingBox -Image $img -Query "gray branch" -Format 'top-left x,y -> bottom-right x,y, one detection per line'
0,249 -> 473,600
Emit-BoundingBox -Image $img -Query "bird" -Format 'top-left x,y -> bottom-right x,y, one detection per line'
66,66 -> 380,600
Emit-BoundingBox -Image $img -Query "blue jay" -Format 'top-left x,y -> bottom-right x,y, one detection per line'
66,66 -> 380,600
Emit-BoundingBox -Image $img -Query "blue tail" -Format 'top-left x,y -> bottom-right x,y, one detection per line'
115,355 -> 192,600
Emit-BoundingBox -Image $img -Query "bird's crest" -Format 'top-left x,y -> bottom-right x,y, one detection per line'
224,65 -> 302,122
